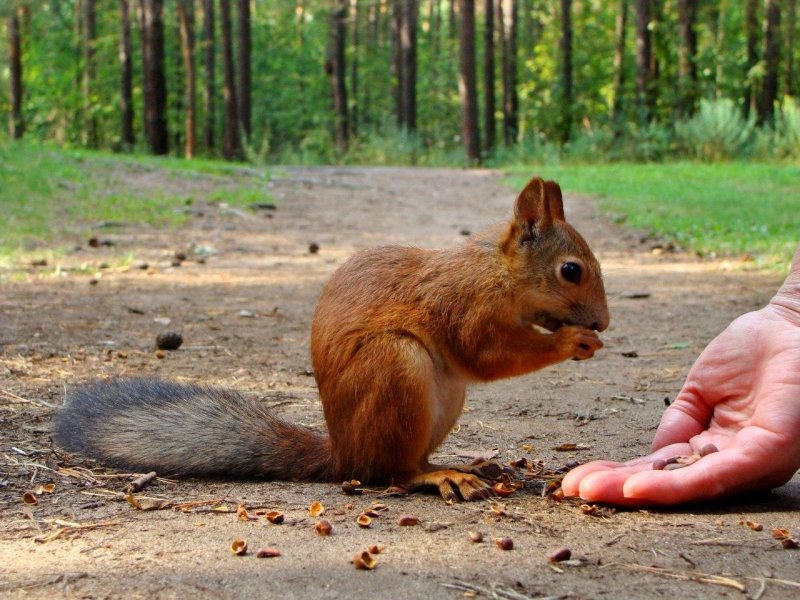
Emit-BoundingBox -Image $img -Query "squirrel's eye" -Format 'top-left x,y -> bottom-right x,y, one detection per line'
560,262 -> 582,284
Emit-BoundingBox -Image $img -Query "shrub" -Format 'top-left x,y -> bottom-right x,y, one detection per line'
675,99 -> 755,160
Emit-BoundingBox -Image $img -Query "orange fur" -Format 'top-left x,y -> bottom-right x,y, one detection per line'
310,176 -> 609,499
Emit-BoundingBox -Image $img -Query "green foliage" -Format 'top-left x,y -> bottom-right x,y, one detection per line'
675,99 -> 755,161
507,162 -> 800,269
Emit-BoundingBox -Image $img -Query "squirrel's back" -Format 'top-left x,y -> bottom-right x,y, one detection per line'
55,378 -> 332,480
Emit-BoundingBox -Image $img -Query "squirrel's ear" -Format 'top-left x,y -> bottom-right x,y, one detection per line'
514,176 -> 552,230
544,180 -> 566,221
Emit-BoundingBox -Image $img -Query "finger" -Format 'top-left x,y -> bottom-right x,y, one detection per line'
621,447 -> 768,505
576,470 -> 660,507
562,444 -> 697,502
561,461 -> 624,496
651,394 -> 711,451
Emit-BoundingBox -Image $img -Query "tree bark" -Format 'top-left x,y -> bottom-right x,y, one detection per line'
391,0 -> 403,127
677,0 -> 698,115
202,0 -> 216,151
350,0 -> 360,136
610,0 -> 627,126
787,0 -> 796,96
759,0 -> 781,126
220,0 -> 241,159
140,0 -> 169,155
634,0 -> 653,122
328,0 -> 349,151
177,0 -> 197,158
743,0 -> 759,118
458,0 -> 481,162
498,0 -> 518,145
400,0 -> 418,131
8,7 -> 24,140
82,0 -> 98,147
119,0 -> 135,148
713,0 -> 728,98
236,0 -> 251,139
559,0 -> 572,144
483,0 -> 495,153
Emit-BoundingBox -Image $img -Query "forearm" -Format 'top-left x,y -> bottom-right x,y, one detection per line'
770,243 -> 800,320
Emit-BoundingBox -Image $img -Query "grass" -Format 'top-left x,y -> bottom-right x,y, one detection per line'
507,162 -> 800,269
0,142 -> 272,259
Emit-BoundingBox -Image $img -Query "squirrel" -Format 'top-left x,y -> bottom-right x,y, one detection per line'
54,176 -> 609,501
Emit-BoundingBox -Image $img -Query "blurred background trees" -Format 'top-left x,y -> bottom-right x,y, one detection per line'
1,0 -> 798,164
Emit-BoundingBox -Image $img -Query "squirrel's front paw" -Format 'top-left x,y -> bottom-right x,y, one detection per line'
557,326 -> 603,361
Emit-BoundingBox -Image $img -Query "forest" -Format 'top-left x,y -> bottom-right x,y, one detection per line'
1,0 -> 799,165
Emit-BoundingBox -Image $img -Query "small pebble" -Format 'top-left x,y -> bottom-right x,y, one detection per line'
548,547 -> 572,563
468,531 -> 483,543
309,242 -> 320,254
494,537 -> 514,551
155,332 -> 183,351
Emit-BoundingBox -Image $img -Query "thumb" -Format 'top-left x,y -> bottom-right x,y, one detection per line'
651,388 -> 710,451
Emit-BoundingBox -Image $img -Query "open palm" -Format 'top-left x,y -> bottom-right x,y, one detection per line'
562,295 -> 800,506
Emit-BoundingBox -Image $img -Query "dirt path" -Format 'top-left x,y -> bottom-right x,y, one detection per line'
1,166 -> 798,599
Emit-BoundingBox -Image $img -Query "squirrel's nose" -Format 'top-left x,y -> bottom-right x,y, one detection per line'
592,311 -> 610,332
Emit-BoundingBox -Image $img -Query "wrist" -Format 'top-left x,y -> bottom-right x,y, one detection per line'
770,244 -> 800,322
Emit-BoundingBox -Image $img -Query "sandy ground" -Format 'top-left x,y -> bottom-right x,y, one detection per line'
1,165 -> 798,599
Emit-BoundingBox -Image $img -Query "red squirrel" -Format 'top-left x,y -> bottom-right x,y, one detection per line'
55,176 -> 609,501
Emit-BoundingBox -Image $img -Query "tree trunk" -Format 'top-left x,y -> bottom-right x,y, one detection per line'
201,0 -> 215,152
483,0 -> 495,153
82,0 -> 98,147
498,0 -> 518,145
177,0 -> 196,158
140,0 -> 169,155
350,0 -> 360,136
236,0 -> 251,139
787,0 -> 796,96
8,7 -> 24,140
677,0 -> 698,115
458,0 -> 481,163
559,0 -> 572,144
759,0 -> 781,126
713,0 -> 728,98
743,0 -> 759,118
634,0 -> 653,122
400,0 -> 418,131
119,0 -> 135,148
220,0 -> 241,159
391,0 -> 403,127
610,0 -> 627,126
328,0 -> 349,151
449,0 -> 457,39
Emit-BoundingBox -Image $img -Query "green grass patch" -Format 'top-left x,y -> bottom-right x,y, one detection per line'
0,142 -> 273,258
507,162 -> 799,269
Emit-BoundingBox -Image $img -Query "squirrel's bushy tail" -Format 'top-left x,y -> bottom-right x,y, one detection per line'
54,378 -> 333,480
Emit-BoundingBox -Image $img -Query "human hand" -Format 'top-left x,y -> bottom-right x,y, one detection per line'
562,245 -> 800,506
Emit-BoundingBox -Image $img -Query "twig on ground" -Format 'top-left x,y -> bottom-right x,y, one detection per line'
0,388 -> 58,409
606,563 -> 746,592
34,519 -> 121,543
124,471 -> 157,493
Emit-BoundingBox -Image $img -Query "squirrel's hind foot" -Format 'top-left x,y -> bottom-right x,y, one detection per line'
402,469 -> 495,502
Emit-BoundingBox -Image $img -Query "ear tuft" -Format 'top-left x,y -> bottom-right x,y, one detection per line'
514,176 -> 550,228
544,180 -> 566,221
